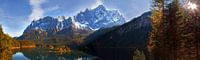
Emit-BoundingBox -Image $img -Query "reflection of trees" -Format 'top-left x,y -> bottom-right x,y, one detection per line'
21,49 -> 94,60
22,49 -> 69,60
0,49 -> 13,60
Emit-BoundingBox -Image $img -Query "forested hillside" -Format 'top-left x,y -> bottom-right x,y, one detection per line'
0,25 -> 19,60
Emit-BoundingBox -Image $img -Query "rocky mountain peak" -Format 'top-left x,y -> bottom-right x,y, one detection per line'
57,16 -> 66,22
95,5 -> 106,11
19,5 -> 126,44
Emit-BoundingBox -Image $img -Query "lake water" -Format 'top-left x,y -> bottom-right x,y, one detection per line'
12,48 -> 97,60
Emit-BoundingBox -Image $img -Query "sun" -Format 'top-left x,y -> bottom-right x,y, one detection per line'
187,1 -> 197,10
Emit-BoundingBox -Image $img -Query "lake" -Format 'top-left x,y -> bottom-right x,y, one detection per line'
11,48 -> 97,60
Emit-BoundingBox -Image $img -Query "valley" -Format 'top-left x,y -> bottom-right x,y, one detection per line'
0,0 -> 200,60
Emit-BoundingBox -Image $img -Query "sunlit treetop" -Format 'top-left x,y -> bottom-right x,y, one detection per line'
183,0 -> 198,12
187,1 -> 197,10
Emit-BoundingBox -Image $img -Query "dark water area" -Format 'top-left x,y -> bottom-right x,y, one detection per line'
1,47 -> 148,60
86,47 -> 148,60
1,48 -> 97,60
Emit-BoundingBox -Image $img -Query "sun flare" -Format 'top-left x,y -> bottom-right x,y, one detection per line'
187,2 -> 197,10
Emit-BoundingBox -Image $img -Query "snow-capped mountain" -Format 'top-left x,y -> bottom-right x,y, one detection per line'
75,5 -> 125,30
18,5 -> 126,45
24,16 -> 61,34
23,5 -> 125,34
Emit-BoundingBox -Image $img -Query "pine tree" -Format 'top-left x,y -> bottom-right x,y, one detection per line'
175,0 -> 199,59
196,13 -> 200,60
190,0 -> 200,59
166,0 -> 184,59
0,25 -> 3,36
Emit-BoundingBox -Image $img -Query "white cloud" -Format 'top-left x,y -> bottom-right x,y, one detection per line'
96,0 -> 103,5
29,0 -> 46,21
91,0 -> 103,9
45,5 -> 60,12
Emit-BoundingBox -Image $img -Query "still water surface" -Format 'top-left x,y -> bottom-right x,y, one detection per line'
12,48 -> 96,60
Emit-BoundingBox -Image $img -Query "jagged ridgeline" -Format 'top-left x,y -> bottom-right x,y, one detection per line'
17,5 -> 126,47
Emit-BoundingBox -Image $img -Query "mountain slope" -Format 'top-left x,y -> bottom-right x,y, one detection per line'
84,12 -> 152,60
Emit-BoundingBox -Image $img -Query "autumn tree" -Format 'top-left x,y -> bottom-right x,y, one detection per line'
190,0 -> 200,59
170,0 -> 199,59
149,0 -> 200,60
148,0 -> 168,60
0,25 -> 20,60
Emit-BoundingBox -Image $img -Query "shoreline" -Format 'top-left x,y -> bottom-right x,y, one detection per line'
11,46 -> 36,50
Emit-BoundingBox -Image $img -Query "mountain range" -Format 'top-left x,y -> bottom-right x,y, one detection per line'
17,5 -> 126,46
15,4 -> 153,60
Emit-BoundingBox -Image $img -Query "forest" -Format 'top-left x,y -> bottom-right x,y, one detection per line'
148,0 -> 200,60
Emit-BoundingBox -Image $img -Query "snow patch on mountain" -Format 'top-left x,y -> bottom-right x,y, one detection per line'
57,16 -> 65,22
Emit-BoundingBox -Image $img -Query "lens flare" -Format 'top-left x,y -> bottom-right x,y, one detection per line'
187,1 -> 197,10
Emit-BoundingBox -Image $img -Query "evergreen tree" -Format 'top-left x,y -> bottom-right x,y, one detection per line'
196,13 -> 200,60
166,0 -> 185,59
0,25 -> 3,34
174,0 -> 199,59
190,0 -> 200,59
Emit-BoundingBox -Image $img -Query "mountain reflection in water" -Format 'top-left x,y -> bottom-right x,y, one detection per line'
0,48 -> 96,60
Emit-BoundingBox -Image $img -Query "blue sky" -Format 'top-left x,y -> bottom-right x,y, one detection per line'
0,0 -> 151,37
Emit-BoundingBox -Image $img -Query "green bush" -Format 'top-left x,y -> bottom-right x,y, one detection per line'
133,49 -> 145,60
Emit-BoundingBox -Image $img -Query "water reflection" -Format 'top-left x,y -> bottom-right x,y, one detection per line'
0,48 -> 97,60
0,49 -> 12,60
12,52 -> 29,60
11,48 -> 97,60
